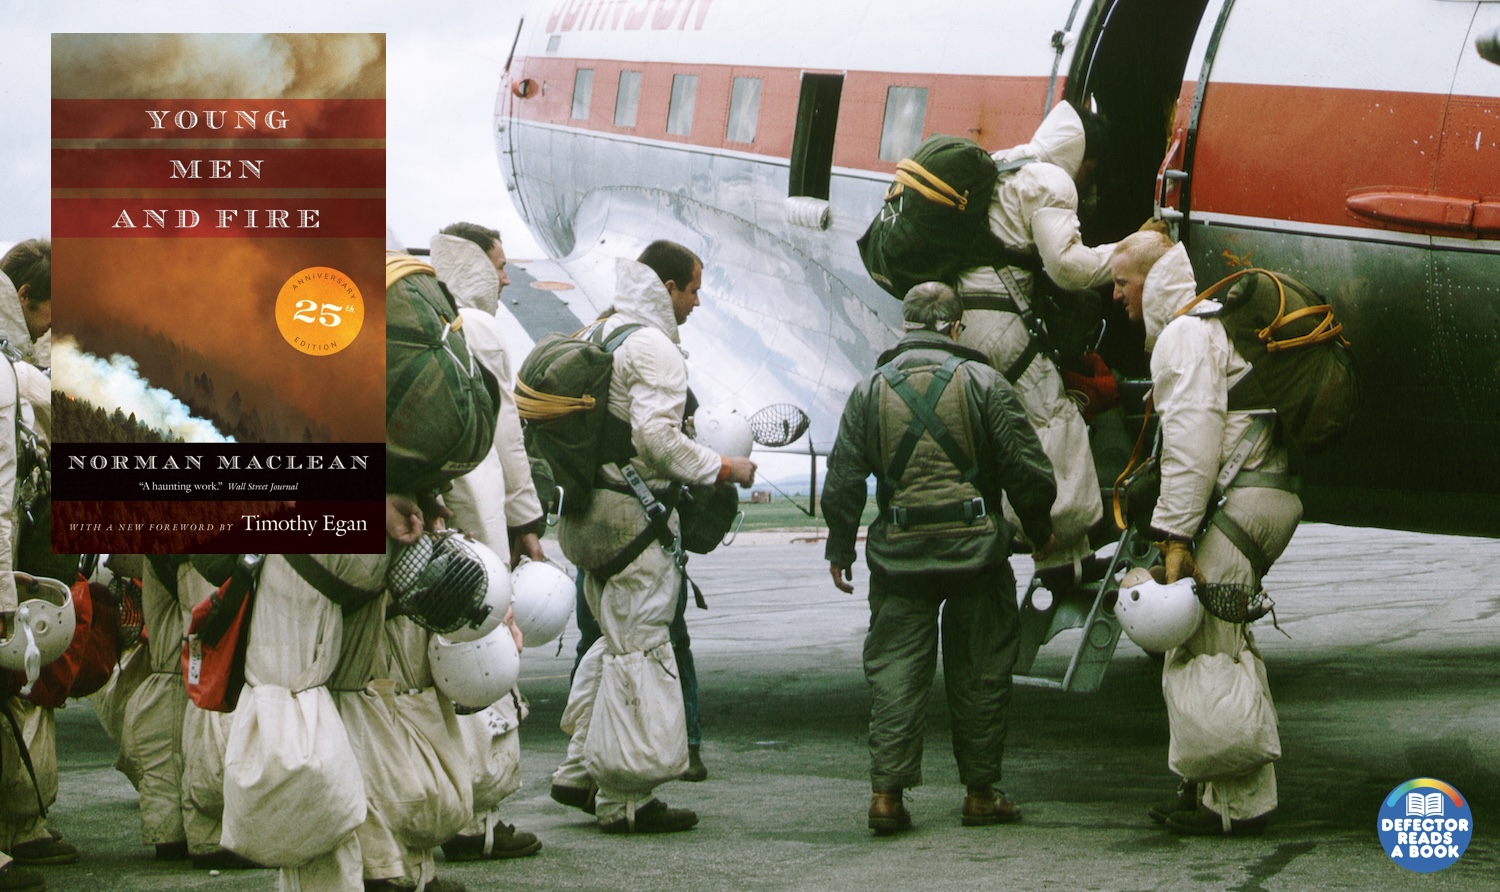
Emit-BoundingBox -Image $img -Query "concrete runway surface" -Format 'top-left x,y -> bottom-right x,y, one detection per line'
30,523 -> 1500,890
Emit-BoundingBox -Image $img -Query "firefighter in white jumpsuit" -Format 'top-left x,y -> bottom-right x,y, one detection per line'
955,101 -> 1115,579
550,242 -> 754,833
428,226 -> 546,860
1112,230 -> 1301,835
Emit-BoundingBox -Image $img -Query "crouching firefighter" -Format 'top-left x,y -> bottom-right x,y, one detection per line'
821,282 -> 1057,834
1110,230 -> 1304,836
549,240 -> 755,834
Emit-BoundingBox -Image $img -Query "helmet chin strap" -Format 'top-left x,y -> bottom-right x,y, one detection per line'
20,611 -> 41,696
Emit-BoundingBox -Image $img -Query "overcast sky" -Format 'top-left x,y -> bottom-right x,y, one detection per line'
1,0 -> 541,256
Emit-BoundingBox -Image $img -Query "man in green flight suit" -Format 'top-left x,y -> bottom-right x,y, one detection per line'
821,282 -> 1058,834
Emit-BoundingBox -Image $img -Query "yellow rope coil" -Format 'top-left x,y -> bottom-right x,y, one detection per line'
385,251 -> 436,289
893,158 -> 969,211
1174,267 -> 1346,351
514,379 -> 595,421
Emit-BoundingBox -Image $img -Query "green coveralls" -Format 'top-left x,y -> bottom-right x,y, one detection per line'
822,330 -> 1056,792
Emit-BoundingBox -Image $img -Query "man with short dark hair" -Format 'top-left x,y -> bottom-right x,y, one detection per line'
822,281 -> 1057,834
550,240 -> 753,834
0,240 -> 50,347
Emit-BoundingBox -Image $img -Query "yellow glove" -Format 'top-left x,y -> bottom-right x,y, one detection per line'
1162,539 -> 1205,585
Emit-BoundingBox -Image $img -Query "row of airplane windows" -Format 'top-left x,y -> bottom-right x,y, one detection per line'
568,67 -> 930,161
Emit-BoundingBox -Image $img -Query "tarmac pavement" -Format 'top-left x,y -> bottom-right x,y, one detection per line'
31,523 -> 1500,890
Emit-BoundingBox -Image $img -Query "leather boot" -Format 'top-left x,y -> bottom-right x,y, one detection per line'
961,786 -> 1022,825
598,799 -> 698,834
868,790 -> 911,835
1148,778 -> 1199,825
440,821 -> 542,860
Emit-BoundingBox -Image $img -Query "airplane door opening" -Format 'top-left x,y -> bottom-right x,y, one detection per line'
789,73 -> 844,201
1069,0 -> 1211,378
1071,0 -> 1210,245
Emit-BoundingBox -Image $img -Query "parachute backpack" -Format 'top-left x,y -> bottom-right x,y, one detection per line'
386,252 -> 499,495
857,134 -> 1003,299
1178,269 -> 1359,455
514,321 -> 644,516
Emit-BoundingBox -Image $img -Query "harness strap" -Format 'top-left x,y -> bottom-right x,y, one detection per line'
1003,340 -> 1042,385
1112,393 -> 1156,531
878,354 -> 976,487
991,264 -> 1051,383
283,554 -> 384,615
890,496 -> 987,528
1,699 -> 46,819
1230,470 -> 1301,493
592,467 -> 682,582
1209,511 -> 1272,580
960,295 -> 1022,315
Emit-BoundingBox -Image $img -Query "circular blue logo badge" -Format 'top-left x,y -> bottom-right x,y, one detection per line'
1377,778 -> 1472,873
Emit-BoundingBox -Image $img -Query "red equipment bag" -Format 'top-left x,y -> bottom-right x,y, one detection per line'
180,555 -> 262,712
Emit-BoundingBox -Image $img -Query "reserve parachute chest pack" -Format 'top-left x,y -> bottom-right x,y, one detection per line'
386,253 -> 499,495
1184,268 -> 1359,455
515,322 -> 644,516
857,134 -> 1005,299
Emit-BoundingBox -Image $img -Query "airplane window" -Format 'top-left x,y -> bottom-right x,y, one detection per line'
726,77 -> 762,144
571,69 -> 594,121
667,74 -> 698,136
879,86 -> 928,162
614,70 -> 642,128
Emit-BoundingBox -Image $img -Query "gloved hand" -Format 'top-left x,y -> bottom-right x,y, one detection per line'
1162,539 -> 1204,585
1060,352 -> 1120,423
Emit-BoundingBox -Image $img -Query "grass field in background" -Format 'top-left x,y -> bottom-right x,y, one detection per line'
734,497 -> 879,531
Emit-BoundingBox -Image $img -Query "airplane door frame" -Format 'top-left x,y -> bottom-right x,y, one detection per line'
789,73 -> 844,201
1045,0 -> 1092,115
1175,0 -> 1237,246
1066,0 -> 1214,245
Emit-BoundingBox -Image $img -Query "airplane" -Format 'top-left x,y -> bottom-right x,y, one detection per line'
487,0 -> 1500,689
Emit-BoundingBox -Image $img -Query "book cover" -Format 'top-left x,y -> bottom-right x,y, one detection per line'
49,33 -> 387,553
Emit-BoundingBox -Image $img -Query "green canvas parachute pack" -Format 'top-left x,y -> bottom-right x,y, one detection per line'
856,134 -> 1006,300
1181,267 -> 1359,455
385,253 -> 499,495
514,322 -> 644,516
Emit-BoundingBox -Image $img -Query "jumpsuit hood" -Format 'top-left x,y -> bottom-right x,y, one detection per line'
612,256 -> 682,344
429,233 -> 500,315
1141,242 -> 1207,352
993,100 -> 1086,181
0,271 -> 37,361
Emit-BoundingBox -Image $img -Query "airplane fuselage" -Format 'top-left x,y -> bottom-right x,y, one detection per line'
498,0 -> 1500,537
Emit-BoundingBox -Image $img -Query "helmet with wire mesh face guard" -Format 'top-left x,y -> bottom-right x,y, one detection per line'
387,531 -> 510,643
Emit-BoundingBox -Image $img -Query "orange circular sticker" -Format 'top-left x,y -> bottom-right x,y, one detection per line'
275,267 -> 364,356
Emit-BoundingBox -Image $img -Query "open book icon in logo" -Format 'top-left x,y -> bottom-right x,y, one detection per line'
1406,792 -> 1444,818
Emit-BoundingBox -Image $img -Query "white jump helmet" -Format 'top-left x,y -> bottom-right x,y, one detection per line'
0,574 -> 77,697
510,558 -> 575,648
387,531 -> 511,643
428,620 -> 520,710
693,404 -> 754,457
1115,567 -> 1204,653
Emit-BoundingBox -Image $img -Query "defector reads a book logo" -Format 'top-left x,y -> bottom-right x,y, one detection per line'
1377,778 -> 1472,873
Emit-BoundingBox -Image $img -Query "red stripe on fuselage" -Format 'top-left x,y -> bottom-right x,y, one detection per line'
508,55 -> 1050,170
508,55 -> 1492,234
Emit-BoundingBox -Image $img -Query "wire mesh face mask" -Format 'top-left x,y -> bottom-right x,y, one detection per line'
387,531 -> 503,637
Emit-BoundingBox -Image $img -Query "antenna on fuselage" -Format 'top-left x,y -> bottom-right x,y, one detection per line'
503,16 -> 525,74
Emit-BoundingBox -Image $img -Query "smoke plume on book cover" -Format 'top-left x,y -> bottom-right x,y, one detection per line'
50,33 -> 387,553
